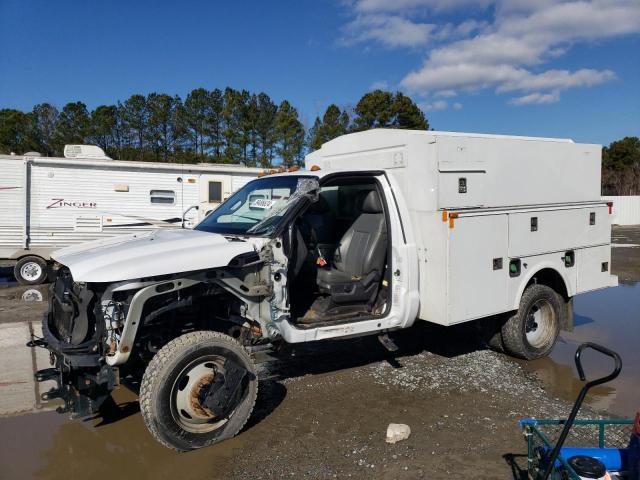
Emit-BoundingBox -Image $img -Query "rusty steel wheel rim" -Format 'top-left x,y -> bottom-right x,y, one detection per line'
170,355 -> 230,433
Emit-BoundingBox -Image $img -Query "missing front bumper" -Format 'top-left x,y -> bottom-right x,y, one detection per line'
30,314 -> 118,417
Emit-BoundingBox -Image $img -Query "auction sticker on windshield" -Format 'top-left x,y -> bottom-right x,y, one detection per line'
250,198 -> 277,209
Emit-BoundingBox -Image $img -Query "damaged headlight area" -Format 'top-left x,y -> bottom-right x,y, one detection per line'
30,268 -> 119,417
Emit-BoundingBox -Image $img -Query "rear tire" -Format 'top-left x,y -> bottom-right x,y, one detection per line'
501,284 -> 561,360
139,331 -> 258,451
14,256 -> 48,285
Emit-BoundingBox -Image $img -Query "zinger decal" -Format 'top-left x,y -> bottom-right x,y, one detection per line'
46,198 -> 97,209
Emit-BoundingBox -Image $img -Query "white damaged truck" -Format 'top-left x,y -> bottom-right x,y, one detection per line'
30,129 -> 617,450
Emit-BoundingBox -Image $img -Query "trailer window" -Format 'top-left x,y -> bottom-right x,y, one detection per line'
208,181 -> 223,203
150,190 -> 176,205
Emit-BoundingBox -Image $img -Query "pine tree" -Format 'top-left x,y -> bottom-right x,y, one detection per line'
351,90 -> 428,132
53,102 -> 90,152
352,90 -> 395,131
89,105 -> 117,155
147,93 -> 180,161
308,104 -> 350,151
275,100 -> 305,167
255,92 -> 277,167
206,88 -> 224,161
178,88 -> 209,161
392,92 -> 429,130
222,87 -> 243,163
308,116 -> 323,151
0,109 -> 35,154
120,95 -> 149,160
32,103 -> 59,156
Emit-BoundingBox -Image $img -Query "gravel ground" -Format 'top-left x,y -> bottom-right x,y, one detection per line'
218,325 -> 604,480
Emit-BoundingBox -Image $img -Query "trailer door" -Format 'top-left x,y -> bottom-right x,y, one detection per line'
199,175 -> 232,218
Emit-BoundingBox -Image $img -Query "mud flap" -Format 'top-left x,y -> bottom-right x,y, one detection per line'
561,297 -> 574,332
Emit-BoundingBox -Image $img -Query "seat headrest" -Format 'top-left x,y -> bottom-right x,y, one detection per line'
361,190 -> 383,214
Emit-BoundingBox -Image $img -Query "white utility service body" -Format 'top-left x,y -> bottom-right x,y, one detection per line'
0,151 -> 261,266
305,129 -> 617,328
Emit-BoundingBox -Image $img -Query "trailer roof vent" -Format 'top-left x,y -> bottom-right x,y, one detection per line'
63,144 -> 112,160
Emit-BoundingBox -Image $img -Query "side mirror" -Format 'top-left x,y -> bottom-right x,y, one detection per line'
182,205 -> 199,228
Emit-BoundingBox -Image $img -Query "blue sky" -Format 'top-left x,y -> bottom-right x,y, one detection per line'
0,0 -> 638,145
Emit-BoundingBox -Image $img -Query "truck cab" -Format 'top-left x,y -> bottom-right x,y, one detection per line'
32,129 -> 616,451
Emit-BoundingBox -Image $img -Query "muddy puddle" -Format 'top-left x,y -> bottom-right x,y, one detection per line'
0,388 -> 248,480
521,282 -> 640,418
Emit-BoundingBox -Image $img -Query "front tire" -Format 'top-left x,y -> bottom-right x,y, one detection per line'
139,331 -> 258,451
501,284 -> 561,360
14,256 -> 48,285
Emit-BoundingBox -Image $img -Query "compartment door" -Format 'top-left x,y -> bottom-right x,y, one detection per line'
438,171 -> 485,208
448,214 -> 509,323
576,245 -> 616,293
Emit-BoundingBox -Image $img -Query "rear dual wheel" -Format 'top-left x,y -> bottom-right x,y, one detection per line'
139,331 -> 258,451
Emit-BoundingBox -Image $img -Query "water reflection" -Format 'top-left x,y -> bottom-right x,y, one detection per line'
522,282 -> 640,417
1,389 -> 243,480
22,289 -> 44,302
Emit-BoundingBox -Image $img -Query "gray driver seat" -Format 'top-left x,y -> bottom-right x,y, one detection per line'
317,190 -> 387,306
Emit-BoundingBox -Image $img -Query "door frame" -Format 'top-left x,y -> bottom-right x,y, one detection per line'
275,171 -> 420,342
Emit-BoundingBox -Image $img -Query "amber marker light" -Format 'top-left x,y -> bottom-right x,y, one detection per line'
448,212 -> 459,229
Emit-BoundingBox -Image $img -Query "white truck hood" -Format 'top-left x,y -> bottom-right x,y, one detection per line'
51,229 -> 255,283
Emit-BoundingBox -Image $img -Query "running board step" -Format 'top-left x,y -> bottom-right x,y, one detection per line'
378,333 -> 399,352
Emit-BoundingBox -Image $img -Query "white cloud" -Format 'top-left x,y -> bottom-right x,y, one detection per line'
341,0 -> 640,105
452,102 -> 463,109
435,89 -> 457,98
352,0 -> 492,13
341,14 -> 435,47
509,91 -> 561,106
420,99 -> 449,110
497,68 -> 616,93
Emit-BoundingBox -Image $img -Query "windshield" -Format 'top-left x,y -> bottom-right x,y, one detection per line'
195,175 -> 318,236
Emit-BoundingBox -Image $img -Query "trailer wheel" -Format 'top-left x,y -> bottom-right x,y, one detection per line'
14,256 -> 48,285
139,331 -> 258,451
501,284 -> 561,360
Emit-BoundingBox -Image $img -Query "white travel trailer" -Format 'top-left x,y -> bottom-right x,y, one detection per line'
32,130 -> 616,451
0,146 -> 261,284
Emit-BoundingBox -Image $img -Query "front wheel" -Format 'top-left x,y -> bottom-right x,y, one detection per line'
501,284 -> 561,360
139,331 -> 258,451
